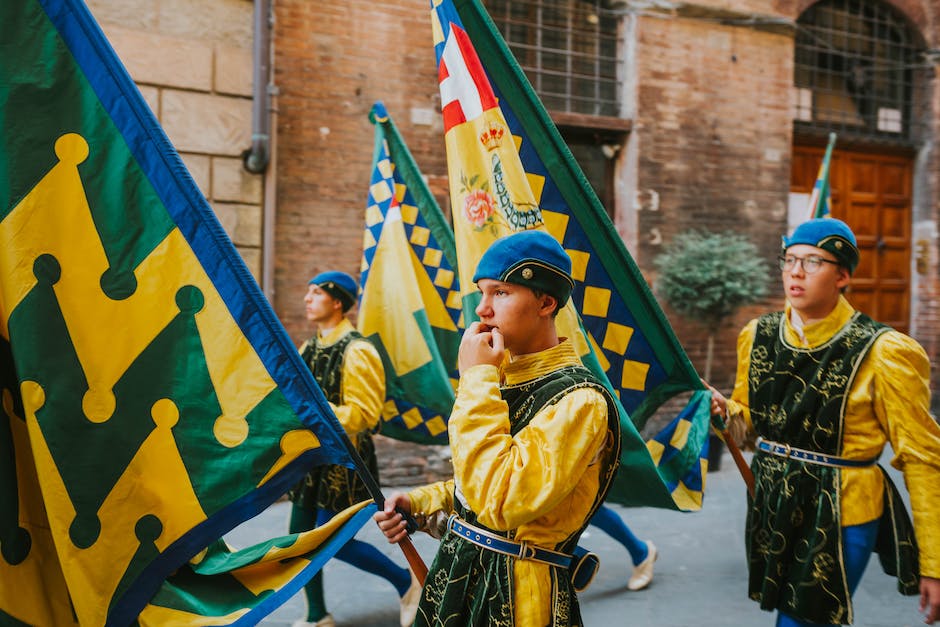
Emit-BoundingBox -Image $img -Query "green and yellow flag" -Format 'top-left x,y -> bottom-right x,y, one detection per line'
0,1 -> 375,624
430,0 -> 711,510
808,132 -> 837,219
358,103 -> 462,444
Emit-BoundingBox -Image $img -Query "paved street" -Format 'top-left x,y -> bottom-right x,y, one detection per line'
225,450 -> 926,626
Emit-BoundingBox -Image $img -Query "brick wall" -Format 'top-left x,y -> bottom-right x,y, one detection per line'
631,13 -> 795,397
86,0 -> 264,278
273,0 -> 447,347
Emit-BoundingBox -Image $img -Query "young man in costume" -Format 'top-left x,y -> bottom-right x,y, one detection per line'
706,218 -> 940,626
374,230 -> 622,626
288,271 -> 420,627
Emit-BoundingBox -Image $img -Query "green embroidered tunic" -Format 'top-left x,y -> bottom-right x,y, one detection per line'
288,329 -> 379,512
746,311 -> 918,624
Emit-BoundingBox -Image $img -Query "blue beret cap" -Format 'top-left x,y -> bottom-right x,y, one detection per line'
309,271 -> 358,311
782,218 -> 859,274
472,230 -> 574,304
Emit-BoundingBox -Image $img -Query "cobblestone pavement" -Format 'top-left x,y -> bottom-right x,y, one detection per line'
225,450 -> 925,626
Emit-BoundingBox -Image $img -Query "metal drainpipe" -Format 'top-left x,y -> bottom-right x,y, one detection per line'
242,0 -> 277,300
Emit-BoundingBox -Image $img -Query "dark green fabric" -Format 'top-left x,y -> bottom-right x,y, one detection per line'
288,332 -> 379,512
746,311 -> 917,625
416,365 -> 621,626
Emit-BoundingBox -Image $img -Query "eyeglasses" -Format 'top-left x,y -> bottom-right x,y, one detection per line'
778,254 -> 840,274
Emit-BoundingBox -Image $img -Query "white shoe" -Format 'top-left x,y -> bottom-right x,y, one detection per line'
399,571 -> 422,627
291,615 -> 335,627
627,541 -> 657,591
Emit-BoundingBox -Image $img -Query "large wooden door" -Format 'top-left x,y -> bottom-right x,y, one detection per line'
791,145 -> 913,333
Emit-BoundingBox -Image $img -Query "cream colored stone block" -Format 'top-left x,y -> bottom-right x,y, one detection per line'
212,202 -> 262,248
86,0 -> 157,31
158,0 -> 253,48
237,246 -> 262,283
215,44 -> 253,97
137,85 -> 160,118
102,26 -> 212,90
162,90 -> 251,155
179,153 -> 211,198
213,157 -> 262,204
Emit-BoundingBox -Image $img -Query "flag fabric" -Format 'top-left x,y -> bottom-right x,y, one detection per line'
0,1 -> 374,624
430,0 -> 711,510
358,102 -> 462,445
808,132 -> 837,219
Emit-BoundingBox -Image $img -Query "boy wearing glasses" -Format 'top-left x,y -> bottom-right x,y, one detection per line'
707,217 -> 940,626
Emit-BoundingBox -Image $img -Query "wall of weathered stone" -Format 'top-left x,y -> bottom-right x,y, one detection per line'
86,0 -> 264,279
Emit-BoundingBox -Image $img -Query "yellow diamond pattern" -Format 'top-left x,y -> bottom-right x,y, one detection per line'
365,204 -> 383,228
541,210 -> 569,240
377,156 -> 392,179
602,322 -> 633,355
621,360 -> 650,391
446,290 -> 462,309
434,268 -> 455,289
567,249 -> 589,282
410,226 -> 430,247
370,180 -> 392,204
422,248 -> 442,267
526,171 -> 546,204
668,417 -> 691,449
426,416 -> 447,437
400,202 -> 418,224
402,407 -> 423,429
582,286 -> 611,318
362,229 -> 377,251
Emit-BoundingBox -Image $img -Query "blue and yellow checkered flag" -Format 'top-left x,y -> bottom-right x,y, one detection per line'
0,1 -> 375,624
430,0 -> 711,510
358,103 -> 462,445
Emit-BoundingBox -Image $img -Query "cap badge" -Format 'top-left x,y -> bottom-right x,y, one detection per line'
521,268 -> 534,280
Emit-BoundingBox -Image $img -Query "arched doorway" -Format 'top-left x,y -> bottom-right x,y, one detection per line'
790,0 -> 931,333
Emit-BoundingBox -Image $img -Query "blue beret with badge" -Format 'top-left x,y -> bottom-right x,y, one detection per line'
472,230 -> 574,305
782,217 -> 859,274
308,270 -> 358,311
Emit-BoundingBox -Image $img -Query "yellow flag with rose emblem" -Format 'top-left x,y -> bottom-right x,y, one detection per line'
431,0 -> 712,510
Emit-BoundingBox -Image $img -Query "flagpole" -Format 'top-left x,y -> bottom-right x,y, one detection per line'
341,440 -> 429,584
713,427 -> 755,499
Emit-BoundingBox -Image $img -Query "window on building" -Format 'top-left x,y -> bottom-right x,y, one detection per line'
793,0 -> 928,143
484,0 -> 628,216
485,0 -> 622,117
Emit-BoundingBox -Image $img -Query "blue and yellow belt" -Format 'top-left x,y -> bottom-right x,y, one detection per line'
756,437 -> 878,468
446,514 -> 572,568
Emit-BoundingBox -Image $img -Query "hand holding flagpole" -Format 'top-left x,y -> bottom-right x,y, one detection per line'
704,382 -> 755,498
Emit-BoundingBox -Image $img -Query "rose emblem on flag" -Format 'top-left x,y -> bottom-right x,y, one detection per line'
463,188 -> 496,228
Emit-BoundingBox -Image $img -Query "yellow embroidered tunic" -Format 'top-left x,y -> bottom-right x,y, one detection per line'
409,340 -> 614,625
726,296 -> 940,577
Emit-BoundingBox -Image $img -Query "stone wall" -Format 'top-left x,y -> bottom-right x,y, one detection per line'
86,0 -> 264,279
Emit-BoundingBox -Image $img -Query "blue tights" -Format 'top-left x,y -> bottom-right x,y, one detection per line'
589,504 -> 649,566
775,519 -> 880,627
289,504 -> 411,621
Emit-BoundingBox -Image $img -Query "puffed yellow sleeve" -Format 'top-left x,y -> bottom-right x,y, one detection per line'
725,319 -> 757,435
448,364 -> 610,531
408,479 -> 455,519
332,338 -> 385,435
870,331 -> 940,577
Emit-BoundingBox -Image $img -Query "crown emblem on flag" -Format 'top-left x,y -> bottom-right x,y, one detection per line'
479,121 -> 505,151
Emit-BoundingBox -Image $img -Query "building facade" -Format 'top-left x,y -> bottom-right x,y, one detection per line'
87,0 -> 940,432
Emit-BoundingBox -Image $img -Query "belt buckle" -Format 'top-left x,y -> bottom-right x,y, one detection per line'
782,443 -> 792,458
518,541 -> 536,561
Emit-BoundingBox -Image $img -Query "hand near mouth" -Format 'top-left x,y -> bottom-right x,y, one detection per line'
458,321 -> 504,373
